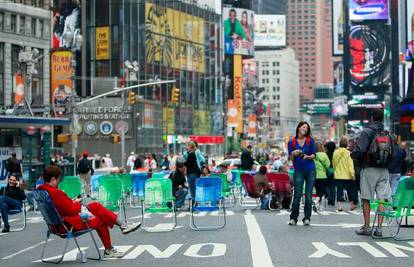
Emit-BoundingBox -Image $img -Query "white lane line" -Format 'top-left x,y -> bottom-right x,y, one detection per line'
2,240 -> 53,260
244,212 -> 273,267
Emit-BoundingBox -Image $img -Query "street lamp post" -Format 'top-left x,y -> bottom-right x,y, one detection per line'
26,126 -> 36,184
63,29 -> 83,175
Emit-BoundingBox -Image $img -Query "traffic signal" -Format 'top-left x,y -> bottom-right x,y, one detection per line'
170,86 -> 180,103
128,92 -> 136,105
112,134 -> 121,144
411,119 -> 414,133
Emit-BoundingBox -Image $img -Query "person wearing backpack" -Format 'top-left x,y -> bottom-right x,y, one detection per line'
288,121 -> 316,226
77,151 -> 94,197
351,109 -> 392,237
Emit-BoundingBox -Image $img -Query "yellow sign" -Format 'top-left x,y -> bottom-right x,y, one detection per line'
96,26 -> 110,60
233,55 -> 243,133
51,50 -> 73,106
163,107 -> 175,133
145,3 -> 205,73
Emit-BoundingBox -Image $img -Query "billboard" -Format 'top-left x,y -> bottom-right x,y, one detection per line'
52,0 -> 81,49
407,0 -> 414,42
333,61 -> 344,94
349,24 -> 390,89
145,3 -> 205,73
223,7 -> 254,56
96,26 -> 110,60
332,0 -> 344,55
51,50 -> 73,106
349,0 -> 389,21
254,15 -> 286,47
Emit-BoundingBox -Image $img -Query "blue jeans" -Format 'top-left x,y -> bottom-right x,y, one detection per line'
175,188 -> 188,208
0,196 -> 22,228
290,170 -> 316,221
187,173 -> 199,204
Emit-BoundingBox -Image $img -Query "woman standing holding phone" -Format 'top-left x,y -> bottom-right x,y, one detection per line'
288,121 -> 316,226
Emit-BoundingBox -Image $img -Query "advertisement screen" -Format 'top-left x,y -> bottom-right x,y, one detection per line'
333,61 -> 344,94
349,0 -> 389,21
223,7 -> 254,56
349,24 -> 390,89
52,0 -> 81,49
254,15 -> 285,47
407,0 -> 414,42
332,0 -> 344,55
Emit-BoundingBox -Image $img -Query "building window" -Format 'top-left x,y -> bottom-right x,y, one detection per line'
38,20 -> 43,38
31,18 -> 36,36
273,95 -> 276,100
19,16 -> 25,34
0,12 -> 4,31
11,14 -> 17,32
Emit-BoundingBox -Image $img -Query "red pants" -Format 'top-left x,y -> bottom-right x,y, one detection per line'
74,202 -> 117,250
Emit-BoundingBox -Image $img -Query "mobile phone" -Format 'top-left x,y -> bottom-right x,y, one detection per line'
299,151 -> 305,158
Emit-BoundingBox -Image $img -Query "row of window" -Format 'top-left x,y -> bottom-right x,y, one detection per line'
262,78 -> 280,84
0,12 -> 47,39
261,62 -> 280,68
262,70 -> 280,75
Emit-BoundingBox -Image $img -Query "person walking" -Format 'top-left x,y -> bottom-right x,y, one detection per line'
332,136 -> 357,212
388,135 -> 407,194
351,109 -> 392,237
314,142 -> 330,211
241,144 -> 255,171
183,141 -> 205,205
288,121 -> 316,226
5,153 -> 22,179
325,141 -> 337,206
126,152 -> 136,173
77,151 -> 94,197
168,162 -> 188,210
0,175 -> 26,232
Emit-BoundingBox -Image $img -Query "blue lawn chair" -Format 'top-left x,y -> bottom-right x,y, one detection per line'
130,173 -> 148,208
90,174 -> 101,200
190,177 -> 226,230
33,190 -> 101,264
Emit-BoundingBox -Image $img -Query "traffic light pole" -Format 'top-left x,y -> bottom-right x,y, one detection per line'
121,90 -> 126,169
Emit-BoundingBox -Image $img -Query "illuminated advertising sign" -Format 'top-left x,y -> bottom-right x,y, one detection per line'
223,7 -> 254,56
349,0 -> 389,21
349,24 -> 390,89
52,0 -> 81,49
234,55 -> 243,133
96,26 -> 110,60
333,61 -> 344,94
254,15 -> 286,47
51,50 -> 73,107
332,0 -> 344,55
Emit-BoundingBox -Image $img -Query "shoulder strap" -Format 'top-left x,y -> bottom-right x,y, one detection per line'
305,137 -> 311,145
291,137 -> 296,148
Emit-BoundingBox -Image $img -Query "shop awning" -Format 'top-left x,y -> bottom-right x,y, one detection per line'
0,116 -> 71,128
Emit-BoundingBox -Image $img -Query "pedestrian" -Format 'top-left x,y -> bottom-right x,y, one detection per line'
218,163 -> 232,183
131,156 -> 145,173
253,166 -> 271,209
241,144 -> 255,171
77,151 -> 94,197
288,121 -> 316,226
38,165 -> 141,258
168,162 -> 188,210
5,153 -> 22,179
143,154 -> 157,171
325,141 -> 337,206
388,135 -> 407,194
201,165 -> 211,177
0,175 -> 26,232
126,152 -> 136,173
161,155 -> 170,170
332,136 -> 357,212
271,154 -> 283,172
351,108 -> 392,237
103,154 -> 114,168
183,141 -> 205,205
100,158 -> 108,169
314,141 -> 330,211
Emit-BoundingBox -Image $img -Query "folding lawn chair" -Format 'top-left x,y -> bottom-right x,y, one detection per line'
58,176 -> 82,199
240,173 -> 261,209
266,173 -> 292,210
98,175 -> 127,223
130,173 -> 148,208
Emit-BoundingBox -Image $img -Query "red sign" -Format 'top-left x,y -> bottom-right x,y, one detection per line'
189,135 -> 225,144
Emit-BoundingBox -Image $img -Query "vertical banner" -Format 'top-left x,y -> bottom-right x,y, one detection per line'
247,114 -> 257,137
51,50 -> 73,107
13,74 -> 25,104
227,99 -> 238,127
233,55 -> 243,133
95,26 -> 110,60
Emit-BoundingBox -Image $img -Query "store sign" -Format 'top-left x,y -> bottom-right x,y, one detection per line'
51,50 -> 73,107
254,15 -> 286,47
96,26 -> 110,60
233,55 -> 243,133
223,7 -> 254,56
349,0 -> 389,21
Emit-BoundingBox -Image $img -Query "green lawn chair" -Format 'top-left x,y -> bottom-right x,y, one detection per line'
151,173 -> 167,179
371,178 -> 414,240
98,176 -> 127,223
58,176 -> 82,199
142,178 -> 176,232
215,173 -> 236,207
117,173 -> 132,195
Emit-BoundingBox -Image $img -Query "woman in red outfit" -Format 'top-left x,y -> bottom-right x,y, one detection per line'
38,165 -> 140,258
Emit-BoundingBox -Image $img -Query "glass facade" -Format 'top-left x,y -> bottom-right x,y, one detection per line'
86,0 -> 224,152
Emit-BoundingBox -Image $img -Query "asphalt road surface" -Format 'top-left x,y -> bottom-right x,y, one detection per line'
1,199 -> 414,267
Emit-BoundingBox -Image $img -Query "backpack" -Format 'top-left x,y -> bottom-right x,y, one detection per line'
78,158 -> 91,173
291,137 -> 311,148
366,130 -> 394,168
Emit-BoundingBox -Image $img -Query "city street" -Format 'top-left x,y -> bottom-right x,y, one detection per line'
1,200 -> 414,267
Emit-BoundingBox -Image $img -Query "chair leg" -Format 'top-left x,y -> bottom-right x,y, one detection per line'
88,231 -> 102,260
10,203 -> 27,232
41,232 -> 70,264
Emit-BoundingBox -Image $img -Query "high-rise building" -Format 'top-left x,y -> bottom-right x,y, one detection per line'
255,48 -> 300,138
287,0 -> 333,104
252,0 -> 288,15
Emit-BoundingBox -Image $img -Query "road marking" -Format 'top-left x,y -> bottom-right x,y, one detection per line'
309,242 -> 351,258
2,240 -> 53,260
244,211 -> 273,267
183,243 -> 226,258
123,244 -> 183,259
33,247 -> 88,262
376,242 -> 414,257
337,242 -> 387,258
103,246 -> 133,260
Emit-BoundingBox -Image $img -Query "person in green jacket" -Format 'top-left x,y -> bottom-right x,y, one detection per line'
314,141 -> 330,211
224,9 -> 248,40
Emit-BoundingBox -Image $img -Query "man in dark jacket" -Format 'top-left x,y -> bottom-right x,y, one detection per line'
77,151 -> 94,196
6,153 -> 22,179
351,109 -> 391,237
168,162 -> 188,209
241,145 -> 255,171
388,135 -> 407,194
